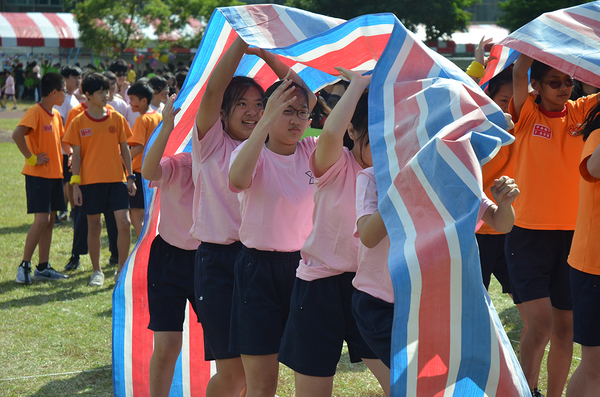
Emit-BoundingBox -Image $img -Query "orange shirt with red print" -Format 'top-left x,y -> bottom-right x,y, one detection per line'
568,129 -> 600,276
508,93 -> 598,230
19,103 -> 65,179
63,110 -> 132,185
65,102 -> 115,129
127,110 -> 162,173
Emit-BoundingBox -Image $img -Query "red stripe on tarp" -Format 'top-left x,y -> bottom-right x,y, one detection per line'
544,10 -> 600,41
43,13 -> 76,48
9,13 -> 44,46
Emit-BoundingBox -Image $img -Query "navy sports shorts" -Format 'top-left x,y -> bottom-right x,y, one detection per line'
351,290 -> 393,369
229,246 -> 299,355
195,241 -> 242,361
571,266 -> 600,346
25,175 -> 66,214
147,234 -> 198,332
506,226 -> 573,310
278,273 -> 377,377
128,171 -> 145,209
476,233 -> 511,293
80,182 -> 129,215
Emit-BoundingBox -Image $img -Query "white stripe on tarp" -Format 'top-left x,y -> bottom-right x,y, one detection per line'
56,12 -> 81,46
28,12 -> 59,47
0,13 -> 18,47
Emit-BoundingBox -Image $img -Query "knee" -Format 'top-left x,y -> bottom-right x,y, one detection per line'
88,218 -> 103,234
117,217 -> 131,233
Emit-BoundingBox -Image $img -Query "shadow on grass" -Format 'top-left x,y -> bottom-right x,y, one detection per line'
29,365 -> 113,396
0,224 -> 31,235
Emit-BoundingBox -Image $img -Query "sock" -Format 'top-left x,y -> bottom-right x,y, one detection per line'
37,262 -> 49,271
20,261 -> 31,268
71,254 -> 80,261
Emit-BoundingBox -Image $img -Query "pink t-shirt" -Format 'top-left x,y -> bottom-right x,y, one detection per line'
5,76 -> 15,95
190,120 -> 243,244
297,147 -> 364,281
148,152 -> 199,251
229,137 -> 318,252
353,167 -> 494,304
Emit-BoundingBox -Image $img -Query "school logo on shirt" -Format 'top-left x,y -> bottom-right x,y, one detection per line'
109,126 -> 117,134
43,124 -> 53,132
80,128 -> 92,137
568,124 -> 581,136
532,124 -> 552,140
305,170 -> 315,185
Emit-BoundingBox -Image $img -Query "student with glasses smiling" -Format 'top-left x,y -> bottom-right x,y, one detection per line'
508,54 -> 599,397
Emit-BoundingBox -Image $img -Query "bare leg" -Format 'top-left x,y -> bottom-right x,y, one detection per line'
519,297 -> 553,391
150,331 -> 182,397
363,358 -> 391,397
22,212 -> 52,262
87,214 -> 103,272
37,212 -> 56,263
546,308 -> 573,397
113,209 -> 131,272
206,357 -> 246,397
240,354 -> 279,397
294,372 -> 333,397
515,301 -> 528,347
566,345 -> 600,397
130,208 -> 144,240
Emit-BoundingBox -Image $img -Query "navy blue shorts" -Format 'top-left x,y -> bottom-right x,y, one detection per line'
62,154 -> 72,181
476,233 -> 511,293
147,234 -> 198,332
229,246 -> 299,355
195,241 -> 242,361
506,226 -> 573,310
80,182 -> 129,215
25,175 -> 66,214
571,267 -> 600,346
128,171 -> 145,209
352,290 -> 393,369
278,273 -> 378,377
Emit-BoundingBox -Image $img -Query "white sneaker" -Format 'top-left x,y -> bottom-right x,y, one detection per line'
89,270 -> 105,287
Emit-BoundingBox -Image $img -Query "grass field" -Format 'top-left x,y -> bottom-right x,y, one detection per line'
0,127 -> 580,396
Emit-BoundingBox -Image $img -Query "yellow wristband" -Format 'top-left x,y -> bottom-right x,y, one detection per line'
26,154 -> 37,166
466,61 -> 486,78
70,175 -> 81,185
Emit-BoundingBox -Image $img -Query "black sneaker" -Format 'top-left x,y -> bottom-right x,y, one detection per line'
532,388 -> 544,397
64,256 -> 82,271
108,255 -> 118,267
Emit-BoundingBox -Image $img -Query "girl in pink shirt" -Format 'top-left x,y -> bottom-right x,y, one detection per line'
277,68 -> 390,397
141,96 -> 201,397
1,70 -> 17,110
193,37 -> 311,397
353,167 -> 519,371
228,78 -> 317,397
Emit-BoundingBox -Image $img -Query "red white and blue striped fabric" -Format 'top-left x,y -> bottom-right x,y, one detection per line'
498,1 -> 600,88
113,4 -> 529,396
479,44 -> 520,90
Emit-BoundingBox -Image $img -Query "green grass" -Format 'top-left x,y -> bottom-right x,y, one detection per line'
0,140 -> 580,396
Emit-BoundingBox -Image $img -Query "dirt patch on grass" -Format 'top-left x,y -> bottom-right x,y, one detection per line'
0,129 -> 14,143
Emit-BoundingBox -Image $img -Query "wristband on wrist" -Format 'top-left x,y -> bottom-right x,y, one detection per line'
127,174 -> 136,181
282,66 -> 292,81
70,175 -> 81,185
26,154 -> 37,166
466,61 -> 486,78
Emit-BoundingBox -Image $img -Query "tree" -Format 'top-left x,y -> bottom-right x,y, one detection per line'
66,0 -> 241,58
498,0 -> 593,32
284,0 -> 480,40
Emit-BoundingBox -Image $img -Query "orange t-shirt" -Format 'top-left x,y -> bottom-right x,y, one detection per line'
65,102 -> 115,129
127,110 -> 162,173
477,143 -> 516,235
19,103 -> 65,179
568,129 -> 600,275
63,110 -> 132,185
509,93 -> 598,230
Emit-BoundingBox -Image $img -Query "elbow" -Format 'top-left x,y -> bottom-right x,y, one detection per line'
360,234 -> 379,249
228,171 -> 249,191
495,223 -> 514,234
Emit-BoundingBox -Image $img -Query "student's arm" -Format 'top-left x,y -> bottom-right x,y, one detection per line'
229,79 -> 295,190
313,67 -> 370,178
357,211 -> 388,248
129,144 -> 144,158
12,125 -> 49,165
512,54 -> 534,121
142,95 -> 177,181
481,175 -> 519,233
120,141 -> 137,196
71,145 -> 83,206
586,142 -> 600,179
196,36 -> 249,140
248,47 -> 317,111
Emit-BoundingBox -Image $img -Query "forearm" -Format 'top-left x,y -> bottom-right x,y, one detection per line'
129,144 -> 144,159
13,133 -> 32,159
142,128 -> 170,181
71,150 -> 81,176
357,211 -> 388,248
586,144 -> 600,179
120,142 -> 134,177
228,124 -> 268,190
487,204 -> 515,234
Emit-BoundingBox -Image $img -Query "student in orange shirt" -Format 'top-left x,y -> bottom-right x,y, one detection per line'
127,81 -> 162,238
12,72 -> 70,284
508,54 -> 598,397
566,102 -> 600,397
63,73 -> 136,287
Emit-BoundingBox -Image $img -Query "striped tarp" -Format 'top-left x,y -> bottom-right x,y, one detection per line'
113,4 -> 529,396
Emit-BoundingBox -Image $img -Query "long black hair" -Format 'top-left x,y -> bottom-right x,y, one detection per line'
578,101 -> 600,141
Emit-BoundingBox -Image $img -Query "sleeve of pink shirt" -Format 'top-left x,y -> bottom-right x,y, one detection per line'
354,167 -> 378,238
149,153 -> 193,190
475,192 -> 495,232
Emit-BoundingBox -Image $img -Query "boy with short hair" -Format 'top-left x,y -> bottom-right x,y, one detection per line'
127,81 -> 162,238
12,72 -> 70,284
63,73 -> 136,287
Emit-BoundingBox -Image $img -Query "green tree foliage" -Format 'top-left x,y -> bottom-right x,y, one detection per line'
498,0 -> 593,32
284,0 -> 480,40
66,0 -> 241,57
